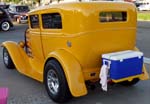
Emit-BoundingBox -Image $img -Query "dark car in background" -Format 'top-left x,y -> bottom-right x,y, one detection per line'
8,5 -> 29,24
0,4 -> 9,10
0,8 -> 13,31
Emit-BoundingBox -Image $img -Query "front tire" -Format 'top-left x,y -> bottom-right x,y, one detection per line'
44,59 -> 71,103
3,47 -> 15,69
0,21 -> 10,31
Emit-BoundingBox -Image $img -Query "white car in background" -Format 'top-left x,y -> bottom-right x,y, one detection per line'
138,3 -> 150,11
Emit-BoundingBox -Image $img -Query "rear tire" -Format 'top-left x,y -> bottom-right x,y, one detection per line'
3,47 -> 15,69
44,59 -> 71,103
119,78 -> 140,86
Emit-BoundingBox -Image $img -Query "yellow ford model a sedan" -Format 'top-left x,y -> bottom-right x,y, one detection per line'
1,1 -> 149,103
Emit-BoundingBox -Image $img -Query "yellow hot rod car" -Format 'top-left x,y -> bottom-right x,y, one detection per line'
1,1 -> 149,103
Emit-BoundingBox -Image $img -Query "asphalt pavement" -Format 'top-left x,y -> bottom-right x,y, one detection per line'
0,22 -> 150,104
137,21 -> 150,57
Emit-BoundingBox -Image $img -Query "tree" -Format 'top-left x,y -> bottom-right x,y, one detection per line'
5,0 -> 21,4
35,0 -> 40,5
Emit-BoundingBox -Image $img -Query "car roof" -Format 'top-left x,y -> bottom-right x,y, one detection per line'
29,1 -> 135,14
9,5 -> 29,7
0,4 -> 9,9
28,1 -> 137,34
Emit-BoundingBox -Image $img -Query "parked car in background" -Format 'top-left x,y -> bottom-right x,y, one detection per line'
0,8 -> 13,31
0,4 -> 9,9
138,3 -> 150,11
8,5 -> 29,23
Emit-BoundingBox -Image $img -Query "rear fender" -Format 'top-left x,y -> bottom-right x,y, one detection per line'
45,49 -> 87,97
134,47 -> 149,80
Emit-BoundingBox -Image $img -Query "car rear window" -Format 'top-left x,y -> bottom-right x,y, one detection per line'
100,12 -> 127,22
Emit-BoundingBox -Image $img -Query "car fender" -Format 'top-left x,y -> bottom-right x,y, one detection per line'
45,49 -> 87,97
1,41 -> 31,75
134,47 -> 149,80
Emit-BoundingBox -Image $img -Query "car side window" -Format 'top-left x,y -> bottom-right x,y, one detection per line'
42,13 -> 62,29
30,15 -> 39,29
100,12 -> 127,22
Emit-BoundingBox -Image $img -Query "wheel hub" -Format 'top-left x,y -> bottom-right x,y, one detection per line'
3,51 -> 9,65
47,69 -> 59,95
2,22 -> 9,31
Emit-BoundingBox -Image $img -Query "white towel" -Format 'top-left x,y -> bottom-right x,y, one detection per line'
100,64 -> 109,91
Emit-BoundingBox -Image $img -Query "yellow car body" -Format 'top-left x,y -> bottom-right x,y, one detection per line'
1,1 -> 149,102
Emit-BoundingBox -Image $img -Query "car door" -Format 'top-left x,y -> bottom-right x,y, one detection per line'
28,14 -> 44,62
40,12 -> 63,56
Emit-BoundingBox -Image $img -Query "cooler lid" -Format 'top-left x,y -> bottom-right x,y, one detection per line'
102,50 -> 143,61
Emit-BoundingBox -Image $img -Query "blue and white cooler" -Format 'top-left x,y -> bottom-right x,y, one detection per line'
102,50 -> 143,80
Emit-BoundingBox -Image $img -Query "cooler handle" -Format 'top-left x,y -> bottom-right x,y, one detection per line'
103,59 -> 111,69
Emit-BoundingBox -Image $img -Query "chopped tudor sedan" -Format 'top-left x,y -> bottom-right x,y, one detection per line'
8,5 -> 29,24
1,2 -> 149,103
0,8 -> 13,31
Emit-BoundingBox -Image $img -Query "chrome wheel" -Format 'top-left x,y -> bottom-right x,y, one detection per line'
3,50 -> 9,66
1,21 -> 10,31
47,69 -> 59,95
44,60 -> 71,102
3,47 -> 15,69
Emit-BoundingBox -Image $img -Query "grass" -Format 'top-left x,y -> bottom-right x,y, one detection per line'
137,13 -> 150,21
